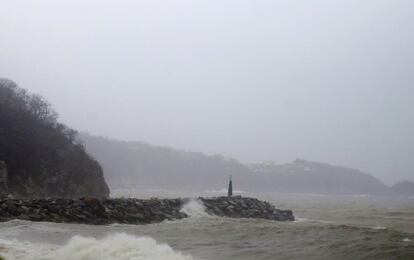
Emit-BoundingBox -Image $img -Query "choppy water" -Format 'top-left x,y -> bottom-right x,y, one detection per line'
0,192 -> 413,260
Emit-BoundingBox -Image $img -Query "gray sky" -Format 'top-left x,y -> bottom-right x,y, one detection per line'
1,0 -> 413,184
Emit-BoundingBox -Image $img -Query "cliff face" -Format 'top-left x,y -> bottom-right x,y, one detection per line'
0,79 -> 109,198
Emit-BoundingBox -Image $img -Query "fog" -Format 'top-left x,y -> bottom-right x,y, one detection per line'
1,0 -> 413,184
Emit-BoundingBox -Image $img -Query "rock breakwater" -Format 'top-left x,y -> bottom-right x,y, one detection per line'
0,196 -> 294,225
201,196 -> 294,221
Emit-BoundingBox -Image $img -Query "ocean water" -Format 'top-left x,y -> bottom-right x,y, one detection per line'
0,191 -> 413,260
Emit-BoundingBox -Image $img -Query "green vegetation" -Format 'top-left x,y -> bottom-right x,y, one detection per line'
0,79 -> 109,198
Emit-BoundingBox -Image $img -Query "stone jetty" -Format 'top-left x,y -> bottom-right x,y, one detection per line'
0,196 -> 294,225
200,197 -> 294,221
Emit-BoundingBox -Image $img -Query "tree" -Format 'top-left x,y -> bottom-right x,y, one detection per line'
0,78 -> 109,198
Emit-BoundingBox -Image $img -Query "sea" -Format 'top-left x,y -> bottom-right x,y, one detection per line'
0,189 -> 413,260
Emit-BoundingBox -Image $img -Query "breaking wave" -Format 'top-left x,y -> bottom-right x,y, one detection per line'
180,199 -> 209,218
0,233 -> 193,260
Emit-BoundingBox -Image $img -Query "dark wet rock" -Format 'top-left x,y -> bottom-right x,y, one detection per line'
0,196 -> 294,225
199,196 -> 295,221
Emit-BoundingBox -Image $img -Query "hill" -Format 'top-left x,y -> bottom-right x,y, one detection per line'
80,134 -> 393,195
390,181 -> 414,196
249,159 -> 388,195
79,133 -> 252,191
0,79 -> 109,198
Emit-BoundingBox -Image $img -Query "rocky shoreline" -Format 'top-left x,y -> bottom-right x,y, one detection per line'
0,196 -> 294,225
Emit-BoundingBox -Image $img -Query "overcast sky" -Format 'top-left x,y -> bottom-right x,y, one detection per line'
1,0 -> 413,184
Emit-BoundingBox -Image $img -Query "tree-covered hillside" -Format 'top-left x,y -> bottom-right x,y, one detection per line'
249,159 -> 389,194
80,133 -> 252,191
81,133 -> 394,195
390,181 -> 414,196
0,79 -> 109,198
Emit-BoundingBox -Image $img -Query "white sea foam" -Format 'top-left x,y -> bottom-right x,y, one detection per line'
292,216 -> 333,224
180,199 -> 209,218
371,226 -> 387,230
204,188 -> 245,194
403,238 -> 412,242
0,238 -> 55,260
0,233 -> 193,260
294,217 -> 310,222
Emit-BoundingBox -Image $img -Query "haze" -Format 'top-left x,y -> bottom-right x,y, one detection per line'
1,0 -> 413,184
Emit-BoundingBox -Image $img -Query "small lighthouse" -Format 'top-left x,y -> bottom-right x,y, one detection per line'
228,175 -> 233,197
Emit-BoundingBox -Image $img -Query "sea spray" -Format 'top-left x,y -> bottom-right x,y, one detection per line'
180,199 -> 209,218
45,233 -> 193,260
0,238 -> 55,260
0,234 -> 193,260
